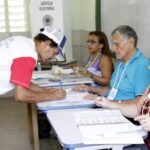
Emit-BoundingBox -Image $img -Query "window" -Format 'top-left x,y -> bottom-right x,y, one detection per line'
0,0 -> 29,32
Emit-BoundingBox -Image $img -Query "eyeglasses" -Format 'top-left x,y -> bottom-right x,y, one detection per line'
86,40 -> 99,45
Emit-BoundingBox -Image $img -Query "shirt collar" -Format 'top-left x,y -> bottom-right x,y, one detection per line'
120,49 -> 141,66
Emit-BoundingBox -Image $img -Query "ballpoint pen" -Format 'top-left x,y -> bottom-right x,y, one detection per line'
59,80 -> 63,90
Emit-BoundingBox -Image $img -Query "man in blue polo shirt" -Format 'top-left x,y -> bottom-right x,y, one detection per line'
109,49 -> 149,101
73,25 -> 150,102
108,25 -> 150,101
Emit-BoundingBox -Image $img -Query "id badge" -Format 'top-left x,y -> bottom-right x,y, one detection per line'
107,88 -> 118,100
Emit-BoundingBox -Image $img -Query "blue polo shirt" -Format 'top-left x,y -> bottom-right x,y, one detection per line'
109,49 -> 150,101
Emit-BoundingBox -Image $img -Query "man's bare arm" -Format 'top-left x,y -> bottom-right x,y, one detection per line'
14,84 -> 66,103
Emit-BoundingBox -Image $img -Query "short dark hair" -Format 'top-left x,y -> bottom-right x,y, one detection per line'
89,31 -> 111,56
111,25 -> 138,47
34,31 -> 58,48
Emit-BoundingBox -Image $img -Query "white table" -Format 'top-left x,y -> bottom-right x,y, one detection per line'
27,70 -> 94,150
47,108 -> 131,150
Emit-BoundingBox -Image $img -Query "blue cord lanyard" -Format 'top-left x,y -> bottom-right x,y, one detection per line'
112,61 -> 129,89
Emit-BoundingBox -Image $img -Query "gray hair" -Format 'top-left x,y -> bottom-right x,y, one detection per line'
111,25 -> 138,47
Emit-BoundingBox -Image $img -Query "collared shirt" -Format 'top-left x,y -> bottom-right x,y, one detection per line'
109,49 -> 150,101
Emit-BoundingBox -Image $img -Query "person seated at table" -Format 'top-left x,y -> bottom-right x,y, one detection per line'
80,31 -> 114,86
73,25 -> 150,102
95,85 -> 150,149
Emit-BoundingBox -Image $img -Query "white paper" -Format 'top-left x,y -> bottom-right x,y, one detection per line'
37,91 -> 95,110
74,110 -> 129,125
32,72 -> 60,81
79,125 -> 144,144
32,73 -> 51,80
51,65 -> 74,74
73,110 -> 144,144
32,77 -> 93,87
32,71 -> 93,87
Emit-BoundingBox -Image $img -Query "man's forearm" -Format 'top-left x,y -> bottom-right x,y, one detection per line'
30,82 -> 45,92
109,98 -> 140,118
15,84 -> 66,103
90,86 -> 109,96
15,85 -> 51,103
30,82 -> 58,93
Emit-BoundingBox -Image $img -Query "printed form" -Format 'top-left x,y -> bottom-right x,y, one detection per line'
37,89 -> 95,110
73,110 -> 145,144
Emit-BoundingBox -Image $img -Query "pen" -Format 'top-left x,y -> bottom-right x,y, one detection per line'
59,80 -> 63,90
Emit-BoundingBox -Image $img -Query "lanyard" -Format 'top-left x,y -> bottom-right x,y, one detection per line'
112,61 -> 129,89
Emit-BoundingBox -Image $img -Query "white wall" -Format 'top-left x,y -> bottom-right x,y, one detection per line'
101,0 -> 150,57
70,0 -> 96,31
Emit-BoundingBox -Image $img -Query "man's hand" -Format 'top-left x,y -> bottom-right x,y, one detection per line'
95,97 -> 111,108
135,115 -> 150,131
51,89 -> 66,100
83,93 -> 98,100
72,84 -> 90,92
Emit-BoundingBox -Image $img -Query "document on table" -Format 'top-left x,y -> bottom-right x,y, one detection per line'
32,72 -> 93,87
73,110 -> 144,144
37,90 -> 95,110
32,72 -> 51,80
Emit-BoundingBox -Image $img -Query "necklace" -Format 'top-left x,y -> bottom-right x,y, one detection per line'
86,51 -> 101,68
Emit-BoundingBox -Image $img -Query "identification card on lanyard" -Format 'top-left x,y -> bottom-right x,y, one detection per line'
107,88 -> 118,100
107,61 -> 129,100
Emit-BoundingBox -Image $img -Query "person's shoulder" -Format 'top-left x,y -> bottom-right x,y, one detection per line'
101,54 -> 113,63
100,54 -> 114,68
131,49 -> 149,66
12,36 -> 31,42
101,54 -> 110,59
138,53 -> 149,65
14,36 -> 34,47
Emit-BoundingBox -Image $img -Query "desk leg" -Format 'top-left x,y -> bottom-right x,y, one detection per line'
27,103 -> 40,150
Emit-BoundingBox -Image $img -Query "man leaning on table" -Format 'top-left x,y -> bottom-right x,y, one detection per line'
0,27 -> 66,103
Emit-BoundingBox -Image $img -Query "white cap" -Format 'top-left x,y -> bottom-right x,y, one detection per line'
40,26 -> 66,49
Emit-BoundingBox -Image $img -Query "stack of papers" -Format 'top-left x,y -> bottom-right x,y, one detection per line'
32,72 -> 61,80
32,72 -> 93,87
73,110 -> 144,144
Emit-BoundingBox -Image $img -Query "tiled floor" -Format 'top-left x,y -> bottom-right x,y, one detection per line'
0,97 -> 61,150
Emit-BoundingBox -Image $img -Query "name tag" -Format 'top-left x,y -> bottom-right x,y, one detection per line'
107,88 -> 118,100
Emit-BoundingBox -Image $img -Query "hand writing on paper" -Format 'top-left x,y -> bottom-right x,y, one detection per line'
134,115 -> 150,131
48,88 -> 66,100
